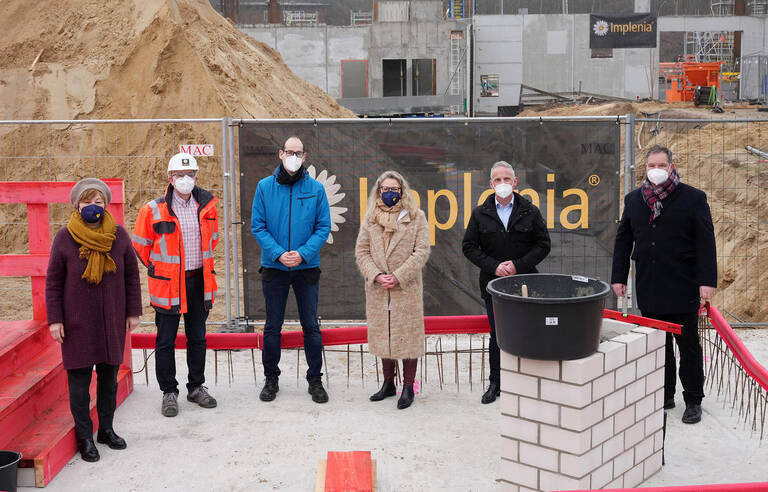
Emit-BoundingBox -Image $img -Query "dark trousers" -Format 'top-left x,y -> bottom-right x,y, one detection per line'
155,272 -> 209,394
262,269 -> 323,380
485,297 -> 500,385
381,358 -> 418,386
67,363 -> 120,441
643,311 -> 705,405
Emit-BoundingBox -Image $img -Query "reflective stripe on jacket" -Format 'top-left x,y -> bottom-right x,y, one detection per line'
132,184 -> 219,314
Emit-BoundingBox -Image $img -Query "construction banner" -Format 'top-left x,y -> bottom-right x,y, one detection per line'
239,119 -> 621,319
590,13 -> 657,49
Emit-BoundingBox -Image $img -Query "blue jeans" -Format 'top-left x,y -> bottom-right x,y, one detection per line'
262,269 -> 323,380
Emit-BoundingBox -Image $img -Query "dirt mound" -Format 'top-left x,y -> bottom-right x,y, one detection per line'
0,0 -> 353,323
0,0 -> 354,120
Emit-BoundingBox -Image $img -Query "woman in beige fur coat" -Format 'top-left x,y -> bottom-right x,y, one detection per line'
355,170 -> 430,409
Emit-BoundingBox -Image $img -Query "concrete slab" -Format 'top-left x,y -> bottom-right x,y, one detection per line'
17,329 -> 768,491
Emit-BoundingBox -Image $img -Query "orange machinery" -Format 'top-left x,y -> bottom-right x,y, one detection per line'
659,60 -> 724,102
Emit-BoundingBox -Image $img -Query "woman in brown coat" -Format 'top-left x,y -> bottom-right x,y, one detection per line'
45,178 -> 142,462
355,171 -> 430,409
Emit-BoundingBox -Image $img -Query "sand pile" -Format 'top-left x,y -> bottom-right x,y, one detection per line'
526,101 -> 768,321
0,0 -> 354,322
0,0 -> 354,120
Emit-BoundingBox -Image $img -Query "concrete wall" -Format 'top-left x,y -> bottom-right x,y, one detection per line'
520,14 -> 657,100
368,21 -> 467,98
240,26 -> 368,98
242,20 -> 468,101
474,15 -> 523,113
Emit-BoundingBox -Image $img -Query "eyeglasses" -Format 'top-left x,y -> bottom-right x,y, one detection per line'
171,172 -> 197,179
283,150 -> 305,157
380,186 -> 401,193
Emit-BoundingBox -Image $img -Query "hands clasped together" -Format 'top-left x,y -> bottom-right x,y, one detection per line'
494,260 -> 517,277
278,251 -> 303,268
374,273 -> 400,289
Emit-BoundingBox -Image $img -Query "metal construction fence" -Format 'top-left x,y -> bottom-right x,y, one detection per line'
0,115 -> 766,325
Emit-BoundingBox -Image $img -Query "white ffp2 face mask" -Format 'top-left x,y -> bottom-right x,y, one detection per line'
494,183 -> 514,199
284,155 -> 302,172
174,176 -> 195,194
647,168 -> 669,185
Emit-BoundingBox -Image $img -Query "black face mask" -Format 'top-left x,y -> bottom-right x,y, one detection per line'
80,204 -> 104,223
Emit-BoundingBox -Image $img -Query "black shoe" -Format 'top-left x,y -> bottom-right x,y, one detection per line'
308,379 -> 329,403
663,397 -> 675,410
397,386 -> 415,409
481,382 -> 500,404
78,439 -> 100,462
260,377 -> 279,402
370,380 -> 397,402
96,429 -> 127,450
682,403 -> 702,424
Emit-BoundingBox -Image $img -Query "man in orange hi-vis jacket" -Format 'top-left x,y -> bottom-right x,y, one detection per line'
132,153 -> 219,418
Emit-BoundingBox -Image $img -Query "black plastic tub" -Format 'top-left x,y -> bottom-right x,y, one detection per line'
486,274 -> 610,360
0,450 -> 21,492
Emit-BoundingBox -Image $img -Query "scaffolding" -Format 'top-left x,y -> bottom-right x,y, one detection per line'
685,31 -> 735,72
710,0 -> 734,15
350,10 -> 372,26
749,0 -> 768,14
448,30 -> 467,114
283,10 -> 318,26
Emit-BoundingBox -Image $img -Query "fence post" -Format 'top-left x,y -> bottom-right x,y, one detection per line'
221,117 -> 232,324
623,113 -> 638,313
229,119 -> 241,320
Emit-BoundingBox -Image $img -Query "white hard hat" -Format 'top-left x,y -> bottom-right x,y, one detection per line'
167,153 -> 199,173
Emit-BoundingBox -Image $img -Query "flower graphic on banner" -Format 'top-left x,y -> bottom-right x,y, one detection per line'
593,20 -> 609,36
307,165 -> 347,244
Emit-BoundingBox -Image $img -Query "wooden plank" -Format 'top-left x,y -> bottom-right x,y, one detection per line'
26,204 -> 50,254
315,460 -> 327,492
0,255 -> 49,276
31,276 -> 46,321
325,451 -> 373,492
0,181 -> 124,204
318,458 -> 376,492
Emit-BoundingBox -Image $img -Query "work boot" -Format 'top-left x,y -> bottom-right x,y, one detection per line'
481,382 -> 500,404
187,385 -> 217,408
161,392 -> 178,417
96,429 -> 127,450
682,403 -> 702,424
308,379 -> 329,403
397,386 -> 415,410
260,377 -> 279,402
78,438 -> 100,462
370,380 -> 397,402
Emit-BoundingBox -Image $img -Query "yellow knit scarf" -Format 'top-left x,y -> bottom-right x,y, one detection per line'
373,198 -> 405,251
66,210 -> 117,284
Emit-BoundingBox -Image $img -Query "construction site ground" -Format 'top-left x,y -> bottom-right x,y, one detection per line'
17,329 -> 768,492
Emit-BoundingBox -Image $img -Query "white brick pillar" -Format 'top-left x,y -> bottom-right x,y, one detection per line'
499,320 -> 667,491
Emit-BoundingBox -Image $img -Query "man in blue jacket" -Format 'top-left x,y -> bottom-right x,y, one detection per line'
612,145 -> 717,424
251,136 -> 331,404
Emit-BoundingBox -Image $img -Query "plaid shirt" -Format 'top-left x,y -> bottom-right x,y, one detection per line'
172,191 -> 203,271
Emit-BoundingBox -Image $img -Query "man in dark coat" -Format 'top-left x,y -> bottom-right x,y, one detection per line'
611,145 -> 717,424
463,161 -> 551,404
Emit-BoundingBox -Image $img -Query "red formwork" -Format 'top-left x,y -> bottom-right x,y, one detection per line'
130,311 -> 682,350
0,180 -> 132,487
